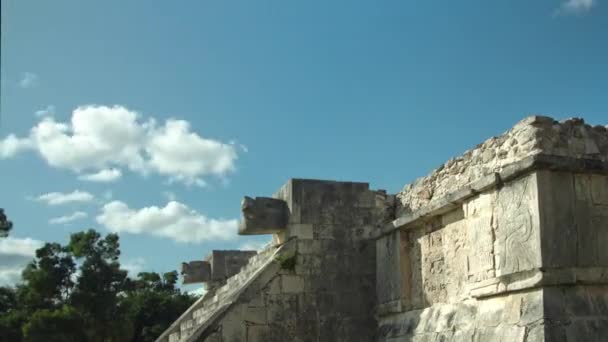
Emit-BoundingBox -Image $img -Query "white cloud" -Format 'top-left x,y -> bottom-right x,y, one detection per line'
35,105 -> 55,117
186,286 -> 207,297
18,72 -> 39,88
0,237 -> 44,286
122,257 -> 146,277
49,211 -> 88,225
0,134 -> 34,158
97,200 -> 237,243
78,168 -> 122,182
146,119 -> 237,186
0,105 -> 239,186
36,190 -> 95,206
239,239 -> 271,251
556,0 -> 596,14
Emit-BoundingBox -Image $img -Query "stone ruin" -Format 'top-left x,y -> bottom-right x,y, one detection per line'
157,116 -> 608,342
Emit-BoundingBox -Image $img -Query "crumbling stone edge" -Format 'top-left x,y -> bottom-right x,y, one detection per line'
371,154 -> 608,240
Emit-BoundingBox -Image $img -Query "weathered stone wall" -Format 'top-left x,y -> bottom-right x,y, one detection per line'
162,115 -> 608,342
378,168 -> 608,341
376,113 -> 608,341
396,116 -> 608,216
180,179 -> 389,342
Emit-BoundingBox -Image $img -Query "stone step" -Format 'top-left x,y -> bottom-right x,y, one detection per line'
158,243 -> 281,342
168,331 -> 180,342
180,318 -> 194,333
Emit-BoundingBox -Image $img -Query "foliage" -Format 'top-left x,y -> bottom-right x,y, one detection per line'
275,252 -> 297,271
0,229 -> 196,342
0,208 -> 13,237
22,305 -> 87,342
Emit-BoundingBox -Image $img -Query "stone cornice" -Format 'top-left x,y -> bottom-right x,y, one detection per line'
371,154 -> 608,240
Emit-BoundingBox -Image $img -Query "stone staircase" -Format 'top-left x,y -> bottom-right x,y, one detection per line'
156,242 -> 285,342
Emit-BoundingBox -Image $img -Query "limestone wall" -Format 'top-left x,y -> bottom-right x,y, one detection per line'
377,114 -> 608,342
161,115 -> 608,342
378,168 -> 608,341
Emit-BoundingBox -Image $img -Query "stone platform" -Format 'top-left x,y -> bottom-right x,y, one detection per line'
159,116 -> 608,342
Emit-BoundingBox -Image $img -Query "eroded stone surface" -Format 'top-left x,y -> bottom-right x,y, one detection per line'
160,115 -> 608,342
396,116 -> 608,216
239,196 -> 289,235
181,261 -> 211,284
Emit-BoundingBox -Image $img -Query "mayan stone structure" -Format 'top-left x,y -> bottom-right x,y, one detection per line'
158,115 -> 608,342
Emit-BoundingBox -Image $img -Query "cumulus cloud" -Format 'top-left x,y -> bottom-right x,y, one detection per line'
36,190 -> 95,206
78,168 -> 122,182
239,239 -> 271,252
35,105 -> 56,117
122,257 -> 146,277
97,200 -> 237,243
0,134 -> 34,158
0,105 -> 239,186
0,237 -> 44,286
556,0 -> 596,14
186,286 -> 207,297
147,120 -> 237,186
49,211 -> 88,225
18,72 -> 39,88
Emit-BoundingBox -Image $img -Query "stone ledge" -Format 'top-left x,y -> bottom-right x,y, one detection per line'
469,267 -> 608,299
375,267 -> 608,318
376,299 -> 404,317
371,155 -> 608,239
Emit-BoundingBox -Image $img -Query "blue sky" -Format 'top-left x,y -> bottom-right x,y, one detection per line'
1,0 -> 606,290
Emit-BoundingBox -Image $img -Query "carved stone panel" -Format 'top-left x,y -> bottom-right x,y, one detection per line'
493,173 -> 541,277
441,217 -> 468,301
465,193 -> 496,284
420,228 -> 448,304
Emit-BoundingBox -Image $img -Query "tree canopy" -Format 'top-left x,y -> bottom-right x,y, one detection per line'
0,208 -> 13,238
0,229 -> 196,342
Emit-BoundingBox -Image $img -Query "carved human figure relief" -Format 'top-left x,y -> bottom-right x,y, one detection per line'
494,175 -> 540,276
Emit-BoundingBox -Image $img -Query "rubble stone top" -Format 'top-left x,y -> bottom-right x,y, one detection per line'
396,115 -> 608,215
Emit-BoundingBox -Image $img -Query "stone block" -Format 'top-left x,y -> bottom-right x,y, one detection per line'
266,294 -> 298,322
181,260 -> 211,284
246,325 -> 271,342
591,175 -> 608,206
376,231 -> 405,307
243,306 -> 267,325
220,306 -> 246,342
288,223 -> 313,240
207,250 -> 256,281
239,196 -> 289,235
281,275 -> 305,293
537,171 -> 578,268
297,240 -> 322,254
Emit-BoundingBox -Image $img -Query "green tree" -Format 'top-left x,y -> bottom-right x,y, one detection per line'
22,305 -> 87,342
0,229 -> 196,342
0,286 -> 27,341
67,229 -> 131,341
1,208 -> 13,237
20,243 -> 76,311
123,271 -> 195,342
